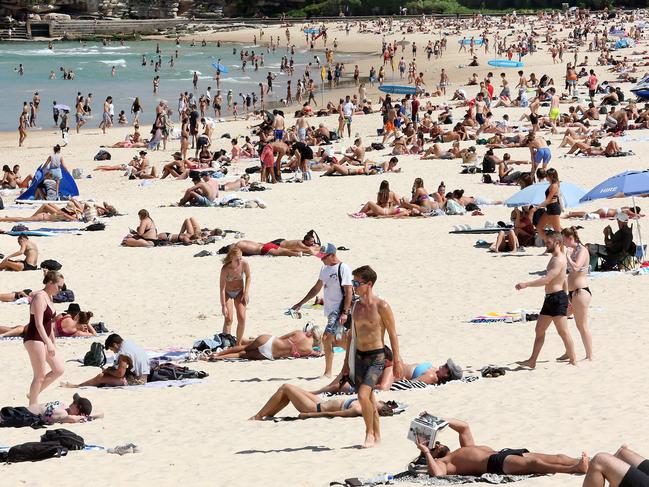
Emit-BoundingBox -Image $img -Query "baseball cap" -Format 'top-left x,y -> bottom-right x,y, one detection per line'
72,393 -> 92,416
65,303 -> 81,315
446,358 -> 463,381
316,243 -> 337,259
617,212 -> 629,222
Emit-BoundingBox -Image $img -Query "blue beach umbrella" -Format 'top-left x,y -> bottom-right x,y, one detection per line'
505,182 -> 586,209
211,62 -> 229,74
580,170 -> 649,259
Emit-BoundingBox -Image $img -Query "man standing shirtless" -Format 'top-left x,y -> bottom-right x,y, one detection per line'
0,235 -> 38,271
342,265 -> 402,448
515,232 -> 577,367
415,416 -> 588,476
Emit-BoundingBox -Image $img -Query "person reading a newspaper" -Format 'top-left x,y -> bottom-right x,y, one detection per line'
414,414 -> 589,477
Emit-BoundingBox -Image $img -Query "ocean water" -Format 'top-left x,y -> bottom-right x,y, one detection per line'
0,40 -> 358,131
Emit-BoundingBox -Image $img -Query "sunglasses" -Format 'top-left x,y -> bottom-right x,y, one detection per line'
352,279 -> 366,288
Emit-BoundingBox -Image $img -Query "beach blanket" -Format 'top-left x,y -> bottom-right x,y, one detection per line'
78,378 -> 205,390
391,472 -> 543,485
0,334 -> 106,342
390,376 -> 480,391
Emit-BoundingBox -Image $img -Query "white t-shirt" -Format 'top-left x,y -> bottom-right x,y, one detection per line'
343,101 -> 355,117
318,262 -> 352,315
117,340 -> 150,376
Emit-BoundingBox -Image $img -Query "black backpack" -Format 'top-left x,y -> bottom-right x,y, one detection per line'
84,222 -> 106,232
40,429 -> 85,450
83,342 -> 107,367
148,363 -> 208,382
0,407 -> 46,429
1,442 -> 67,463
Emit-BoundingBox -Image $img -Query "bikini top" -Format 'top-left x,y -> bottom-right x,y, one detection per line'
55,315 -> 75,337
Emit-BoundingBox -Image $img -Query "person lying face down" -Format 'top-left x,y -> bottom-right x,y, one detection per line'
311,354 -> 463,394
414,415 -> 588,477
249,383 -> 395,420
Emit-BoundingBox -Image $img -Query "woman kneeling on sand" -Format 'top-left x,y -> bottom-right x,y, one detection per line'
204,324 -> 322,361
250,383 -> 395,420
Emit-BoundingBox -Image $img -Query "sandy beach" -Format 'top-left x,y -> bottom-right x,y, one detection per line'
2,12 -> 649,487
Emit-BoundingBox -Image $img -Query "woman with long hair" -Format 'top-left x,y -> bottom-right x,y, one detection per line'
354,180 -> 416,217
561,227 -> 593,361
536,167 -> 562,243
220,246 -> 251,345
24,271 -> 65,405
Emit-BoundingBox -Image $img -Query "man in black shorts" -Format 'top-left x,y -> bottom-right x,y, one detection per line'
515,231 -> 577,367
584,445 -> 649,487
341,265 -> 402,448
414,416 -> 588,477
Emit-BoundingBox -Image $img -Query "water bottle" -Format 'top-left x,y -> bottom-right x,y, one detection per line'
362,473 -> 393,485
521,310 -> 527,324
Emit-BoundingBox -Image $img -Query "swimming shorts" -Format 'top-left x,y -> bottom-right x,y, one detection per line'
354,348 -> 386,389
540,290 -> 569,317
324,309 -> 342,335
22,261 -> 38,271
529,113 -> 539,125
534,147 -> 552,166
76,114 -> 84,123
102,112 -> 111,124
546,201 -> 562,216
194,195 -> 216,207
121,373 -> 147,386
487,448 -> 530,475
475,113 -> 485,125
620,460 -> 649,487
274,129 -> 284,141
260,242 -> 280,255
49,167 -> 63,181
298,127 -> 307,141
344,116 -> 352,125
549,107 -> 560,121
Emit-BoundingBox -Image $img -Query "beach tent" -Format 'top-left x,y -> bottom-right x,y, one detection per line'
17,166 -> 79,201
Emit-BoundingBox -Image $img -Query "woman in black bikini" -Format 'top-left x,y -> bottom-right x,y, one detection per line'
122,209 -> 158,247
24,271 -> 65,406
220,246 -> 251,345
561,227 -> 593,361
536,168 -> 562,243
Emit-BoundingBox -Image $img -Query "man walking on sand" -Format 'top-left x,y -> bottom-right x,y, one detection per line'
515,231 -> 577,368
292,243 -> 353,378
342,265 -> 402,448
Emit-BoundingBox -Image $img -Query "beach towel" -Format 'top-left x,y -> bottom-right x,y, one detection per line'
390,376 -> 480,392
391,471 -> 544,485
0,334 -> 106,342
78,378 -> 206,390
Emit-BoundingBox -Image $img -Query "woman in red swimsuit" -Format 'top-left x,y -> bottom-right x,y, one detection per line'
24,271 -> 65,406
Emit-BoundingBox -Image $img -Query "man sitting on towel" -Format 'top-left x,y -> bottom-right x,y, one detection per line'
414,416 -> 588,477
178,173 -> 219,207
62,334 -> 150,388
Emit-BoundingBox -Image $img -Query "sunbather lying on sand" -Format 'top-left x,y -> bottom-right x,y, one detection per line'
223,231 -> 320,257
0,306 -> 96,338
203,325 -> 322,361
565,206 -> 642,220
313,357 -> 463,394
0,202 -> 79,223
123,211 -> 220,247
0,289 -> 32,302
1,394 -> 103,425
250,383 -> 394,420
414,415 -> 589,477
583,445 -> 649,487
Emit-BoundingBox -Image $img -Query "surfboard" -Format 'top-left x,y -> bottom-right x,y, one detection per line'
379,85 -> 417,95
487,59 -> 524,68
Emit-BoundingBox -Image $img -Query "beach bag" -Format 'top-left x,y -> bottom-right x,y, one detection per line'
93,150 -> 111,161
41,429 -> 85,450
53,289 -> 74,303
83,342 -> 106,367
84,222 -> 105,232
148,363 -> 208,382
216,333 -> 237,349
1,442 -> 67,463
371,142 -> 385,150
83,205 -> 97,223
72,168 -> 84,179
40,259 -> 62,271
0,407 -> 46,429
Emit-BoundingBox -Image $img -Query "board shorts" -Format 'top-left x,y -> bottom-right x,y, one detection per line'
540,290 -> 569,317
476,113 -> 485,125
324,309 -> 342,335
298,127 -> 307,141
274,129 -> 284,141
76,113 -> 85,123
487,449 -> 530,475
344,116 -> 352,125
49,167 -> 63,181
620,459 -> 649,487
534,147 -> 552,166
549,107 -> 560,121
354,348 -> 385,389
194,195 -> 216,207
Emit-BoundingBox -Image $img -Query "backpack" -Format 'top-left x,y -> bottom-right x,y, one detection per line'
40,429 -> 85,450
40,259 -> 62,271
83,342 -> 106,367
84,222 -> 106,232
216,333 -> 237,349
1,442 -> 67,463
53,289 -> 75,303
0,407 -> 46,429
148,363 -> 208,382
93,149 -> 111,161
